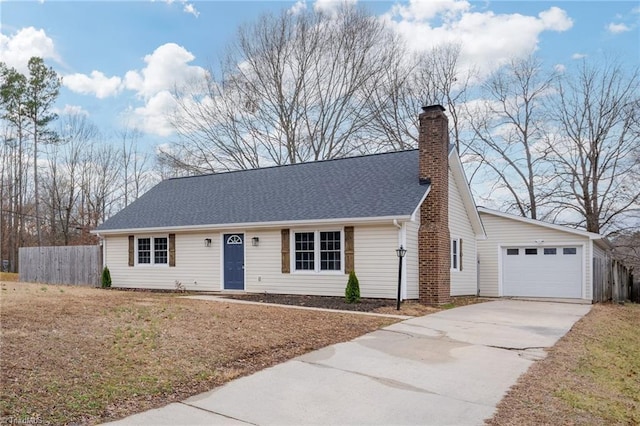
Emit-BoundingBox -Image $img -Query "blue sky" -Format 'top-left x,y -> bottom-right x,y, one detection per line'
1,0 -> 639,152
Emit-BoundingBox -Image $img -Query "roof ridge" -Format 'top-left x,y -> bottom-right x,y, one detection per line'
166,149 -> 419,181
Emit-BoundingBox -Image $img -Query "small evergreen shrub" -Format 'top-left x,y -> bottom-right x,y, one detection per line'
101,266 -> 112,288
345,271 -> 360,303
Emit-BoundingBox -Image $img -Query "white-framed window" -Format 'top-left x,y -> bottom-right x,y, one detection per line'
451,237 -> 461,271
137,236 -> 168,265
295,232 -> 315,270
293,230 -> 342,273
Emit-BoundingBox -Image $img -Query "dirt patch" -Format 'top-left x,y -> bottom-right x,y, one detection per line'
0,282 -> 397,425
487,303 -> 640,425
0,272 -> 18,282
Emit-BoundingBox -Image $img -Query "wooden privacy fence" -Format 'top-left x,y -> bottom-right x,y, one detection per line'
19,245 -> 102,287
593,256 -> 634,303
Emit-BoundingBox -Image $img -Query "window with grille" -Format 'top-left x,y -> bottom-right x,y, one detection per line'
294,230 -> 342,272
295,232 -> 315,271
138,238 -> 151,264
137,237 -> 168,265
320,231 -> 341,271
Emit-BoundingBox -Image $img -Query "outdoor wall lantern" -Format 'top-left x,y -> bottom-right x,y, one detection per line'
396,245 -> 407,310
204,238 -> 212,247
252,237 -> 260,247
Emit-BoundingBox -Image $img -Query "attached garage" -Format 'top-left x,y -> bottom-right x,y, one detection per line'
477,208 -> 610,302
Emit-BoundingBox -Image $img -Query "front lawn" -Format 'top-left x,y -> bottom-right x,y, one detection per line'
488,303 -> 640,425
0,282 -> 396,425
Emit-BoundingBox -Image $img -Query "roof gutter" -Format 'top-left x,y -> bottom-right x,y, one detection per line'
93,214 -> 413,236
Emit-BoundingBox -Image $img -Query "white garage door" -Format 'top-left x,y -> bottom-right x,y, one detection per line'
502,246 -> 582,298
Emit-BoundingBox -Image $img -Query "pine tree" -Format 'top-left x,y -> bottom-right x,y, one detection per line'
345,271 -> 360,303
101,266 -> 112,288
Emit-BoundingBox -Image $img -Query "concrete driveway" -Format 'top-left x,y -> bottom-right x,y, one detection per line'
104,300 -> 591,426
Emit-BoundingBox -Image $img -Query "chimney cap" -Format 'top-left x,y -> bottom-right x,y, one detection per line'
422,105 -> 446,113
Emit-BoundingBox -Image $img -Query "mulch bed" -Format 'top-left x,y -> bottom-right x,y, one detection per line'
223,293 -> 396,312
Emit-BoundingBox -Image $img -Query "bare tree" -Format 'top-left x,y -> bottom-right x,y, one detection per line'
80,142 -> 120,231
363,42 -> 475,153
166,4 -> 398,174
41,114 -> 99,244
119,127 -> 150,208
547,59 -> 639,234
465,55 -> 555,219
610,230 -> 640,280
418,43 -> 476,153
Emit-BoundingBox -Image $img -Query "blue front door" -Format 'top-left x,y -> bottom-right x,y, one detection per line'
224,234 -> 244,290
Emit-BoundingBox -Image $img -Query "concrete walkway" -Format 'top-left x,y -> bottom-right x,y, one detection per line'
104,300 -> 591,426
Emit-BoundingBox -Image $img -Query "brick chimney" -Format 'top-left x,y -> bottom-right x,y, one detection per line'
418,105 -> 451,306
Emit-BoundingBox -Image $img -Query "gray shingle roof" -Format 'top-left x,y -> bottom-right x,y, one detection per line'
96,150 -> 429,231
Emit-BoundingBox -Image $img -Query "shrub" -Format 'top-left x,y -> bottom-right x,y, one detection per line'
101,266 -> 112,288
345,270 -> 360,303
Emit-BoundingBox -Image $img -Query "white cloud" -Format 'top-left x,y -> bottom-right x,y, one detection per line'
571,53 -> 587,60
126,91 -> 177,137
554,64 -> 566,73
183,3 -> 199,17
59,42 -> 207,137
0,26 -> 61,73
390,0 -> 470,21
64,71 -> 122,99
53,104 -> 90,117
382,2 -> 574,79
538,7 -> 573,31
155,0 -> 199,17
607,22 -> 631,34
124,43 -> 207,99
314,0 -> 356,15
289,0 -> 307,15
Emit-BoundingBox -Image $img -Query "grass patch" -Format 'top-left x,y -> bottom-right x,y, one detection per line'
0,282 -> 397,425
487,303 -> 640,425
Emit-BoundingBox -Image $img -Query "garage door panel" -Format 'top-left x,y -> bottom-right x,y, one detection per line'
503,246 -> 582,298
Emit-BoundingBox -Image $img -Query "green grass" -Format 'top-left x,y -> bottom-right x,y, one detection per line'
558,304 -> 640,423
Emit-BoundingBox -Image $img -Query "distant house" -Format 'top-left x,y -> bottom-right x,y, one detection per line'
95,106 -> 484,305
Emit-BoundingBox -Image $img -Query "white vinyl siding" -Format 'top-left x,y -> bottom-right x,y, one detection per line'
448,168 -> 478,296
244,224 -> 400,298
404,219 -> 420,299
592,242 -> 606,260
105,223 -> 405,298
104,232 -> 220,291
477,212 -> 593,300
